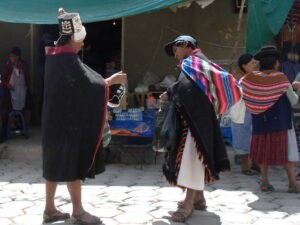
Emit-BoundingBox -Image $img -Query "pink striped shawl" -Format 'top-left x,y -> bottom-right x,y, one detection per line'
240,70 -> 290,115
181,55 -> 241,115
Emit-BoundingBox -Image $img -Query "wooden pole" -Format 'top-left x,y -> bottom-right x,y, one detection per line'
229,0 -> 246,72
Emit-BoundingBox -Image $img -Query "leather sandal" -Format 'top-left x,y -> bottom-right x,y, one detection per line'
296,172 -> 300,181
72,212 -> 102,225
288,184 -> 300,193
43,210 -> 70,223
171,207 -> 194,222
242,169 -> 257,176
178,199 -> 207,210
260,183 -> 275,192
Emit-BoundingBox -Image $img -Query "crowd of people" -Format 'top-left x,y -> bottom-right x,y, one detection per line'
0,8 -> 299,225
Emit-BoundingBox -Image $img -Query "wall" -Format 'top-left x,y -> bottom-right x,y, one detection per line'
123,0 -> 247,91
0,22 -> 31,73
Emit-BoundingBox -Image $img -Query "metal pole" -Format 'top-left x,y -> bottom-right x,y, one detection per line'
30,24 -> 34,87
121,17 -> 125,72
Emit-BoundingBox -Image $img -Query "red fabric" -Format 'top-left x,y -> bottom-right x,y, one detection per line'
45,46 -> 77,55
250,131 -> 287,166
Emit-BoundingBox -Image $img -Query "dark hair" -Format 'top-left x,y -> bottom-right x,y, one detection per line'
10,46 -> 21,57
259,55 -> 278,70
238,53 -> 253,73
175,41 -> 197,50
55,34 -> 71,46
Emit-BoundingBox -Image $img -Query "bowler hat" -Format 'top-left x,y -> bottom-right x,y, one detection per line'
254,45 -> 282,60
10,46 -> 21,57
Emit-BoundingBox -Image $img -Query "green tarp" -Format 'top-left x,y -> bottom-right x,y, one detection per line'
246,0 -> 294,54
0,0 -> 188,24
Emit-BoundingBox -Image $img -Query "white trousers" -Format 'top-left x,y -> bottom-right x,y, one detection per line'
177,129 -> 205,190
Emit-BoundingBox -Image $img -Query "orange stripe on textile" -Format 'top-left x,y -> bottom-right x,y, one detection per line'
181,55 -> 242,115
241,70 -> 290,115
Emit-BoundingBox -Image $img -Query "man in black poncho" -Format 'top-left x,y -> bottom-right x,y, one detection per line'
160,35 -> 240,222
42,9 -> 127,224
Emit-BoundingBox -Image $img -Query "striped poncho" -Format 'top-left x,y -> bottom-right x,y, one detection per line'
240,70 -> 290,115
181,55 -> 241,115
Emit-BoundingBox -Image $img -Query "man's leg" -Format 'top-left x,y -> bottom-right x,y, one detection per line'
44,180 -> 58,213
182,188 -> 196,210
195,190 -> 205,201
67,180 -> 101,223
44,180 -> 70,222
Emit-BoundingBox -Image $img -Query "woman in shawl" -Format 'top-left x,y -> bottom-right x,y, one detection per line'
231,54 -> 258,175
241,46 -> 300,193
162,35 -> 241,222
42,9 -> 126,224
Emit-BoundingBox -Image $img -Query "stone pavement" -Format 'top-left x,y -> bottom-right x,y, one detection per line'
0,129 -> 300,225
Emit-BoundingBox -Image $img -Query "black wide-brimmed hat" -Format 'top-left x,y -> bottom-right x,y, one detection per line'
164,35 -> 198,56
254,45 -> 282,60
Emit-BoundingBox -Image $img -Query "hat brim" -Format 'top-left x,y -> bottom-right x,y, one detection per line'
164,41 -> 176,56
254,49 -> 282,60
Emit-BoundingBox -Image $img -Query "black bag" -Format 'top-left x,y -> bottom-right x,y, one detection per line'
153,100 -> 179,152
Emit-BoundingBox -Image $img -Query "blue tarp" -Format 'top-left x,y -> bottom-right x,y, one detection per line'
0,0 -> 189,24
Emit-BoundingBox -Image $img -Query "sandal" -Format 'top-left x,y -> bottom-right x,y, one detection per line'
43,210 -> 70,223
72,212 -> 102,225
250,165 -> 261,173
171,207 -> 194,222
260,183 -> 275,192
194,199 -> 207,210
178,199 -> 207,210
296,172 -> 300,181
242,169 -> 257,176
288,184 -> 300,193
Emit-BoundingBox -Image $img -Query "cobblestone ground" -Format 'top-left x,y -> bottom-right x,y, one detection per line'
1,157 -> 300,225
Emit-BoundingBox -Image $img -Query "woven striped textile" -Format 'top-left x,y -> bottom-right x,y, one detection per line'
181,55 -> 241,114
240,70 -> 290,115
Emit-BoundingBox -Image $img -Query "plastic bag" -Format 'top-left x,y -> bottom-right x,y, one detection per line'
230,99 -> 246,124
102,121 -> 111,147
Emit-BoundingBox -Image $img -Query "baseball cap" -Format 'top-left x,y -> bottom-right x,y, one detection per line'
164,35 -> 198,56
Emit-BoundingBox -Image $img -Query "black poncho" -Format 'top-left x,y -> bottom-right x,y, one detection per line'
42,46 -> 108,182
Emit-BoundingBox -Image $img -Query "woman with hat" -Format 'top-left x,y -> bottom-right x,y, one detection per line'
231,54 -> 259,175
42,9 -> 126,224
241,45 -> 300,193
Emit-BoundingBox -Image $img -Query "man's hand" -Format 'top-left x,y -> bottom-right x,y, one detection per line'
159,92 -> 169,101
106,71 -> 127,86
292,81 -> 300,92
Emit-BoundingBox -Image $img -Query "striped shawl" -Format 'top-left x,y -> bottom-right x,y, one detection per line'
240,70 -> 290,115
181,55 -> 241,114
